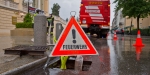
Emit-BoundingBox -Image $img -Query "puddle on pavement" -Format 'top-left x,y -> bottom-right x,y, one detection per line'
49,68 -> 62,75
44,57 -> 92,75
108,35 -> 150,75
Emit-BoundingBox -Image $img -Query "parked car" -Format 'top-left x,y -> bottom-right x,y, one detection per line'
116,28 -> 124,34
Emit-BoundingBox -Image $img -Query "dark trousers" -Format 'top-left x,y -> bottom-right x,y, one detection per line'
47,27 -> 53,33
47,21 -> 54,33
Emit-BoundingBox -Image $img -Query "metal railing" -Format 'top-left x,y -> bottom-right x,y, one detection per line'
0,0 -> 18,9
53,15 -> 67,25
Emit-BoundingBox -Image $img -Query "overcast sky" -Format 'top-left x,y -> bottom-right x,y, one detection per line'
49,0 -> 116,26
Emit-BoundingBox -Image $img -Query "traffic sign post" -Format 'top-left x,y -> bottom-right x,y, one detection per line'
49,16 -> 98,57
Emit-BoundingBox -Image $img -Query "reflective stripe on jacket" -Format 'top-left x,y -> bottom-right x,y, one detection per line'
47,16 -> 54,22
32,13 -> 38,23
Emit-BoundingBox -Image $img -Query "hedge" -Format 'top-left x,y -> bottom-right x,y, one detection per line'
125,28 -> 150,36
16,22 -> 33,28
15,13 -> 33,28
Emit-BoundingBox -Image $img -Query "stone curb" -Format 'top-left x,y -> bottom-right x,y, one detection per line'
1,57 -> 47,75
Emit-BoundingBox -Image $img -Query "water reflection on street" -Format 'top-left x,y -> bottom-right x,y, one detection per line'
45,34 -> 150,75
10,34 -> 150,75
108,35 -> 150,75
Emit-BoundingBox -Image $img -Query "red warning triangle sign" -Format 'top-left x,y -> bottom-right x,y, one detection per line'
49,16 -> 98,57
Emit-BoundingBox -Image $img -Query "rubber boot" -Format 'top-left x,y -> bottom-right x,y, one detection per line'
60,56 -> 69,70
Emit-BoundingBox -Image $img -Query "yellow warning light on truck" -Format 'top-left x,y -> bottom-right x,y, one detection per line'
89,2 -> 102,5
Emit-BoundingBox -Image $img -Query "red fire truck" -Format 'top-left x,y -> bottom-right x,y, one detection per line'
79,0 -> 110,38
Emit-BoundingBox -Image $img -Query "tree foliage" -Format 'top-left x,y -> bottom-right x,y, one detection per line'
66,18 -> 68,22
51,3 -> 60,16
16,13 -> 33,28
113,0 -> 150,30
24,13 -> 32,23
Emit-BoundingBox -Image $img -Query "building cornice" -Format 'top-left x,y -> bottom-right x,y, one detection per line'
0,5 -> 28,13
0,5 -> 18,11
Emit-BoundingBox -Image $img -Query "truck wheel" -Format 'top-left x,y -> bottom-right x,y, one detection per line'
82,28 -> 89,33
90,31 -> 94,35
96,31 -> 102,38
102,34 -> 107,38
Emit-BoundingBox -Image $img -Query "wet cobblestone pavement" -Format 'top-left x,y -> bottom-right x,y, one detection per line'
44,34 -> 150,75
1,34 -> 150,75
0,36 -> 45,74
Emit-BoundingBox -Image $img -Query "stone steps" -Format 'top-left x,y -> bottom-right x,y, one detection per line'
0,29 -> 11,36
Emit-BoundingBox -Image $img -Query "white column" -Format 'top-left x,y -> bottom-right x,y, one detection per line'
48,0 -> 50,14
38,0 -> 41,9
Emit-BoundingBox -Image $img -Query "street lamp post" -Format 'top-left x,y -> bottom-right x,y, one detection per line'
28,0 -> 29,13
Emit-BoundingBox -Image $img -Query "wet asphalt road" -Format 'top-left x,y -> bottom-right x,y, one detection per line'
20,34 -> 150,75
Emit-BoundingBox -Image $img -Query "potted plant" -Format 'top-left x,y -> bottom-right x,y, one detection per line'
11,13 -> 34,36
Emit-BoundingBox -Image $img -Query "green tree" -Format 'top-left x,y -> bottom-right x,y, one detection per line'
16,13 -> 33,28
24,13 -> 32,23
51,3 -> 61,16
66,18 -> 68,22
114,0 -> 150,30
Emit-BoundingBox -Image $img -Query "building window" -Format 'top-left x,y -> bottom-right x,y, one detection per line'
22,0 -> 27,6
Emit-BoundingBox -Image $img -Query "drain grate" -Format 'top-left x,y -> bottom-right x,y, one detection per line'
4,45 -> 50,56
49,59 -> 92,71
